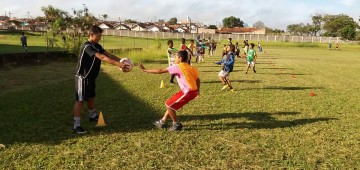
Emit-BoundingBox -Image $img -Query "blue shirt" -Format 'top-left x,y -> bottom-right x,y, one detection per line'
216,52 -> 234,72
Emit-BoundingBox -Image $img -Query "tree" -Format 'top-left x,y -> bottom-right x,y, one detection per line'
311,14 -> 323,36
167,17 -> 177,25
287,24 -> 304,35
102,14 -> 108,21
253,21 -> 266,29
340,25 -> 356,40
41,5 -> 68,24
222,16 -> 244,28
124,19 -> 137,24
356,31 -> 360,40
208,25 -> 218,29
266,27 -> 284,35
322,14 -> 357,37
41,5 -> 98,55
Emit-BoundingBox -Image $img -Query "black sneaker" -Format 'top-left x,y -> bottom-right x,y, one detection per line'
253,70 -> 256,73
153,119 -> 167,129
168,122 -> 183,131
89,115 -> 99,122
89,115 -> 107,122
73,126 -> 87,134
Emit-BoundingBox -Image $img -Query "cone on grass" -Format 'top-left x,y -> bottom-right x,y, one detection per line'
96,111 -> 107,127
160,80 -> 165,88
309,92 -> 316,97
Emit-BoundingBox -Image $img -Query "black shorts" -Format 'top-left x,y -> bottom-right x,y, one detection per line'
75,75 -> 96,101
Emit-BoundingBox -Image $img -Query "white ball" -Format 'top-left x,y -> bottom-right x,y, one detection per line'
120,58 -> 133,72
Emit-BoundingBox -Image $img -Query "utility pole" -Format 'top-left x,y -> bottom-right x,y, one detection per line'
27,12 -> 30,19
8,11 -> 12,18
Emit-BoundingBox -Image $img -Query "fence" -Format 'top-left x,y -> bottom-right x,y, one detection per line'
97,29 -> 346,44
1,25 -> 358,44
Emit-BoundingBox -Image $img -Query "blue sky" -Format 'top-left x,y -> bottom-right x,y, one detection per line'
1,0 -> 359,29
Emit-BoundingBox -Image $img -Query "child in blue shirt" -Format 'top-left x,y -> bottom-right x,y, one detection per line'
215,44 -> 235,91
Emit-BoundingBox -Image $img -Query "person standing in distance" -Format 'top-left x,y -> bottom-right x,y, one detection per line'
20,32 -> 28,52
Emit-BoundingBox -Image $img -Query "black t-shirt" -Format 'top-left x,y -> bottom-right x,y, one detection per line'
75,41 -> 105,79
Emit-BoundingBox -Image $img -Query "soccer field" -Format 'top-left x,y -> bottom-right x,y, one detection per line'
0,45 -> 359,169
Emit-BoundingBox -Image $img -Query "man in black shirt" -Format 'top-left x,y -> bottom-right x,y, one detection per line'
73,25 -> 127,134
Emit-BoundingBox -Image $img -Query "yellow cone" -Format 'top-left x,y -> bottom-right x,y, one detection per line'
96,111 -> 107,127
160,80 -> 165,88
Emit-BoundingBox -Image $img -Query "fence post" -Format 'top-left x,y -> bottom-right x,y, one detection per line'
320,37 -> 322,43
243,34 -> 245,40
336,37 -> 339,43
250,34 -> 252,41
291,36 -> 293,42
257,34 -> 259,41
311,36 -> 313,43
266,35 -> 269,42
302,36 -> 304,42
163,32 -> 164,39
275,35 -> 277,42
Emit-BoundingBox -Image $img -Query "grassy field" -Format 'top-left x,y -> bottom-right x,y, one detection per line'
0,41 -> 359,169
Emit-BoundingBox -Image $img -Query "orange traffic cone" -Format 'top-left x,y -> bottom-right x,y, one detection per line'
309,92 -> 316,97
160,80 -> 165,88
96,111 -> 107,127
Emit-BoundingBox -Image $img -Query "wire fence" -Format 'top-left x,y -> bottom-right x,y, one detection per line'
97,29 -> 346,44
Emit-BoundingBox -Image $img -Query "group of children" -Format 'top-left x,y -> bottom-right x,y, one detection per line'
216,38 -> 260,91
73,25 -> 262,133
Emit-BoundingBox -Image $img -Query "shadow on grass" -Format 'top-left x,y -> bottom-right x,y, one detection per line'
0,70 -> 160,145
255,62 -> 274,64
260,67 -> 293,70
180,112 -> 337,130
195,65 -> 218,68
243,86 -> 324,90
202,80 -> 261,84
273,73 -> 311,75
201,70 -> 241,73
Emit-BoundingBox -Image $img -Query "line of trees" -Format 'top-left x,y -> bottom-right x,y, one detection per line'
287,14 -> 360,40
40,5 -> 99,56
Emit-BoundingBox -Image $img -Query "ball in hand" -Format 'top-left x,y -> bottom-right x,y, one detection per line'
119,58 -> 134,72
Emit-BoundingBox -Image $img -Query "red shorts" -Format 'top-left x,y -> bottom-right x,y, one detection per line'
166,90 -> 198,111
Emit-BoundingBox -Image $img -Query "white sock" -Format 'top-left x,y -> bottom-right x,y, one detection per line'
88,109 -> 97,118
74,117 -> 81,129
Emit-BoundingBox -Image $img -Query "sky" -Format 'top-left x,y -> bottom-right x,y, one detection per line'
1,0 -> 359,29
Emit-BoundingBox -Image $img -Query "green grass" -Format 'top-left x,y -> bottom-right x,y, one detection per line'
0,31 -> 184,54
0,45 -> 359,169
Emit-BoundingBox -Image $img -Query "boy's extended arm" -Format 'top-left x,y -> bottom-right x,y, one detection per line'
94,52 -> 125,68
103,51 -> 121,61
138,64 -> 168,74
